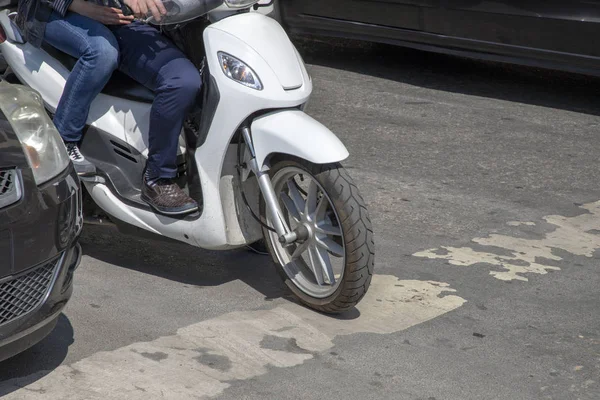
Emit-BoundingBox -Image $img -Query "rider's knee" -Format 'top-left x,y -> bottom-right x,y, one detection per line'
171,61 -> 202,103
84,36 -> 119,74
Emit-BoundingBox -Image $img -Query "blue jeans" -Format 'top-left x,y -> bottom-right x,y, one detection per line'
44,13 -> 202,179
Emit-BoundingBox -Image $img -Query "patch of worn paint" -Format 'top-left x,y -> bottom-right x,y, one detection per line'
507,221 -> 535,227
1,275 -> 465,400
414,200 -> 600,281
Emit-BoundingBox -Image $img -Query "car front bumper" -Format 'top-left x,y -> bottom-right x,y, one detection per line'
0,165 -> 82,362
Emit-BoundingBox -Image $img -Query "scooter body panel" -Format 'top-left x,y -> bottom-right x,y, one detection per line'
0,39 -> 185,158
0,12 -> 348,250
0,41 -> 131,146
210,12 -> 303,90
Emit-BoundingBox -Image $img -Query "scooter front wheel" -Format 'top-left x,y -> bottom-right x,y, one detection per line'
260,156 -> 375,314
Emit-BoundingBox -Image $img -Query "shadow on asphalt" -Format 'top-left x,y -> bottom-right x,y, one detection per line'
79,224 -> 362,319
79,224 -> 362,318
294,35 -> 600,116
0,314 -> 74,392
79,224 -> 292,302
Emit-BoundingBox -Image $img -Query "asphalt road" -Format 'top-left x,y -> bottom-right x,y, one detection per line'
1,38 -> 600,400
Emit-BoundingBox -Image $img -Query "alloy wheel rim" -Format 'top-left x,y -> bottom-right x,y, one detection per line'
268,167 -> 345,298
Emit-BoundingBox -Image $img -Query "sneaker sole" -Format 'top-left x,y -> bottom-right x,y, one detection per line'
141,195 -> 199,216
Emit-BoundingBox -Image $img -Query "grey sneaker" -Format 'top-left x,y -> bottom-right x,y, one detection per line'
65,142 -> 96,176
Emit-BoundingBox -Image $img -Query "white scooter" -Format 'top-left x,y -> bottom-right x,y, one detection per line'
0,0 -> 374,313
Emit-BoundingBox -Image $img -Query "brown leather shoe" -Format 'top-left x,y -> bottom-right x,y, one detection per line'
141,177 -> 199,216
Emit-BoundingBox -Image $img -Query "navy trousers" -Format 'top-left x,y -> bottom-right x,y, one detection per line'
44,14 -> 201,179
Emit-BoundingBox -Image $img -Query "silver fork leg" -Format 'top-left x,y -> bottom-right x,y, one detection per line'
241,127 -> 295,243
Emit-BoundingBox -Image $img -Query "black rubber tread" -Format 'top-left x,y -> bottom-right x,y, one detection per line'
260,156 -> 375,314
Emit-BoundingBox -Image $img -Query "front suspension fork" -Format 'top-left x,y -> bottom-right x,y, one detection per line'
241,127 -> 298,245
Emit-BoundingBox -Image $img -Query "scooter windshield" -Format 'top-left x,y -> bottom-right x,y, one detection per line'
145,0 -> 223,25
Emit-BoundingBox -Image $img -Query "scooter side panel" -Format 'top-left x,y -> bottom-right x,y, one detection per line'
185,24 -> 311,248
0,40 -> 185,157
168,16 -> 317,248
0,41 -> 130,145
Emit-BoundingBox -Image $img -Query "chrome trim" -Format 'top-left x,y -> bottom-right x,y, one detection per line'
65,173 -> 83,236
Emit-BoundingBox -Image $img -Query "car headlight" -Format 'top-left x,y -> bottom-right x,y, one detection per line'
218,52 -> 263,90
0,83 -> 69,185
225,0 -> 259,9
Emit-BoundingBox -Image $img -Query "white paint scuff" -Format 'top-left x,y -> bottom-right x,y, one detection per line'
1,275 -> 465,400
414,200 -> 600,281
506,221 -> 535,227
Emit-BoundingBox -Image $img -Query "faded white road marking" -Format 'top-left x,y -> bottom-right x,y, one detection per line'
1,275 -> 464,400
506,221 -> 535,227
414,200 -> 600,281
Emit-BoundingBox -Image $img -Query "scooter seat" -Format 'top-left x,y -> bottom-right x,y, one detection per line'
41,43 -> 156,104
104,72 -> 155,104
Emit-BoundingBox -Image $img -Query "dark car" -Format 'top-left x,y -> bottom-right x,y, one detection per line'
0,82 -> 82,362
273,1 -> 600,77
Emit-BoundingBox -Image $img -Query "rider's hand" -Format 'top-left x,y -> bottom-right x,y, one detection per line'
123,0 -> 167,22
70,0 -> 134,25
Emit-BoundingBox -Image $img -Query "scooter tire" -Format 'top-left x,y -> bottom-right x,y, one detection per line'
260,156 -> 375,314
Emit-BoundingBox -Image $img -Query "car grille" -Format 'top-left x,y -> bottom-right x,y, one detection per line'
0,257 -> 61,326
0,169 -> 22,209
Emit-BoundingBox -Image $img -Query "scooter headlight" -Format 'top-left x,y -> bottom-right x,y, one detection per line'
0,83 -> 69,185
218,52 -> 263,90
224,0 -> 259,9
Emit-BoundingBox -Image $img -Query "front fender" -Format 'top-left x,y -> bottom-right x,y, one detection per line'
251,110 -> 349,169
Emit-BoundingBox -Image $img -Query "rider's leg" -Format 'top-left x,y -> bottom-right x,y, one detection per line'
43,11 -> 120,176
111,22 -> 201,215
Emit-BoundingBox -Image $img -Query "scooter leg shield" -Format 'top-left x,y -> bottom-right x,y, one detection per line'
250,110 -> 349,169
